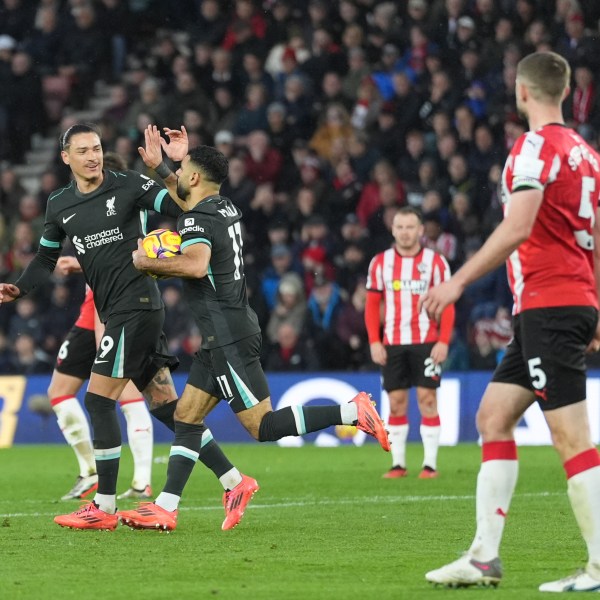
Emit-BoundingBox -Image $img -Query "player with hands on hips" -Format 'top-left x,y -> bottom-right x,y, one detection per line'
365,206 -> 455,480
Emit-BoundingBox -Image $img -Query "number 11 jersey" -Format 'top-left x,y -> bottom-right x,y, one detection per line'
502,124 -> 600,314
176,195 -> 260,349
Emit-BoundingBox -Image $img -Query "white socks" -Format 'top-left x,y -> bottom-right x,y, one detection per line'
388,420 -> 409,468
420,417 -> 441,470
51,396 -> 96,477
155,492 -> 180,512
119,399 -> 153,490
564,450 -> 600,577
469,441 -> 518,562
220,468 -> 243,491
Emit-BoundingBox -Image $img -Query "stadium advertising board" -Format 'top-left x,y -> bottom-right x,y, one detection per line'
1,372 -> 599,448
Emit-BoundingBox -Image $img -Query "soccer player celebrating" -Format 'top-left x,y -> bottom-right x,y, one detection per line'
118,131 -> 390,532
365,206 -> 454,479
421,51 -> 600,592
0,124 -> 255,531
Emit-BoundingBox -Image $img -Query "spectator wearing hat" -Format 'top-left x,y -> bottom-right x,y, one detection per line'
453,15 -> 478,57
214,129 -> 236,157
265,101 -> 295,156
272,44 -> 301,99
261,243 -> 301,310
266,272 -> 307,344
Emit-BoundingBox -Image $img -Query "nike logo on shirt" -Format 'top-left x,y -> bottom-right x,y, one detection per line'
94,359 -> 109,364
63,214 -> 76,223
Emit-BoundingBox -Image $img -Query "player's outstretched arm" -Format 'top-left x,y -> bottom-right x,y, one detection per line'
138,125 -> 186,210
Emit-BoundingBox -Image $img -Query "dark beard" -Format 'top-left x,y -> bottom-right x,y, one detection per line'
176,178 -> 187,200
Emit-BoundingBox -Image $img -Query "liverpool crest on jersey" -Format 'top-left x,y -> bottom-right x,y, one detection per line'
106,196 -> 117,216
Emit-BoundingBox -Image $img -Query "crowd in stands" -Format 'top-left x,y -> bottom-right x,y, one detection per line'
1,0 -> 600,375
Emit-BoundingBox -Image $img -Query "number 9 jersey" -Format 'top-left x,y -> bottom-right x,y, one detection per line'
502,124 -> 600,314
176,195 -> 260,349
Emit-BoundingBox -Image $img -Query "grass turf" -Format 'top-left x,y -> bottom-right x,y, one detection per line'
0,443 -> 587,600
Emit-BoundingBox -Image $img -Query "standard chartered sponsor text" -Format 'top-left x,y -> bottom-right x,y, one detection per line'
84,228 -> 123,248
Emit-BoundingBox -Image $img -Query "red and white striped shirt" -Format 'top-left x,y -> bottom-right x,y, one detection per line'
502,124 -> 600,314
366,247 -> 451,345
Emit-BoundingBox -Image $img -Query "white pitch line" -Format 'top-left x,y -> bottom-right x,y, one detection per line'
0,491 -> 563,519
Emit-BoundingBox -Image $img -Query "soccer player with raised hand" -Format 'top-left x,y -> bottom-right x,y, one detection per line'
119,134 -> 390,532
0,123 -> 255,531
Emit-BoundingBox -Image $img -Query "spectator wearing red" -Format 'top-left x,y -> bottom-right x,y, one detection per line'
356,159 -> 405,226
244,130 -> 283,185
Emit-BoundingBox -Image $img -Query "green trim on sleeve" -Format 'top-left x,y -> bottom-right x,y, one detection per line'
181,237 -> 212,250
40,237 -> 61,248
153,189 -> 169,212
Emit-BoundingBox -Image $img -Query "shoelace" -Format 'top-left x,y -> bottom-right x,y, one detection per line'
73,501 -> 96,516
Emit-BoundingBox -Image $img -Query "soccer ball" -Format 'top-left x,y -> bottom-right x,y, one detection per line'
142,228 -> 181,258
142,228 -> 181,279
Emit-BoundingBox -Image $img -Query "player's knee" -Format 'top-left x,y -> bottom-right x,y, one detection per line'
84,392 -> 116,417
150,400 -> 177,432
257,411 -> 277,442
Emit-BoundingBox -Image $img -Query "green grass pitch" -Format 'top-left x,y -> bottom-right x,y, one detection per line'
0,443 -> 588,600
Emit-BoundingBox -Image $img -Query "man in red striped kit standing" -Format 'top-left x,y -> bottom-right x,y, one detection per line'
421,51 -> 600,592
365,206 -> 455,479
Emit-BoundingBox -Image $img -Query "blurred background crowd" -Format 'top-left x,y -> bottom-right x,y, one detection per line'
1,0 -> 599,375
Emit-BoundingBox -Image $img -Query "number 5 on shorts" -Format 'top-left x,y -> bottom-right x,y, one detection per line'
528,357 -> 547,389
